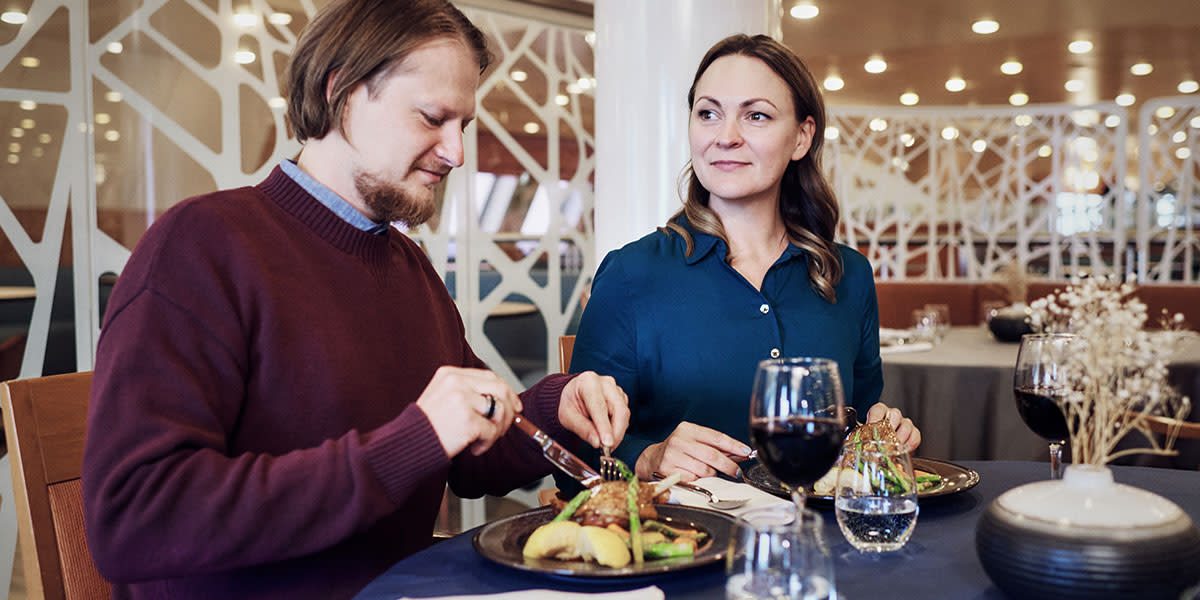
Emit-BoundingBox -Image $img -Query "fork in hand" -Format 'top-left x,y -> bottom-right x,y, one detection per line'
599,446 -> 622,481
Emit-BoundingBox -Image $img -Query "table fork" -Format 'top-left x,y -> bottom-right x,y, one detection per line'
599,446 -> 622,481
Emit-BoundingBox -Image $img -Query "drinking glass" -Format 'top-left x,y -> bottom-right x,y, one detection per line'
749,357 -> 848,514
910,308 -> 942,343
834,440 -> 919,553
923,303 -> 951,340
726,507 -> 836,600
1013,333 -> 1075,479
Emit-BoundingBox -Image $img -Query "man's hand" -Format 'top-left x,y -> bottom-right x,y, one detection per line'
416,366 -> 522,457
557,371 -> 629,452
866,402 -> 922,451
634,422 -> 752,482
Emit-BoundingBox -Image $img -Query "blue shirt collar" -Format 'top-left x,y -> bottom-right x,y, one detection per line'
673,215 -> 804,265
279,159 -> 390,235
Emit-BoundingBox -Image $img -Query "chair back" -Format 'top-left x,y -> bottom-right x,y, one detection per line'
558,335 -> 575,375
2,371 -> 110,600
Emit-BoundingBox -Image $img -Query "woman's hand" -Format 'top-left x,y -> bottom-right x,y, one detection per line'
634,422 -> 753,481
866,402 -> 922,451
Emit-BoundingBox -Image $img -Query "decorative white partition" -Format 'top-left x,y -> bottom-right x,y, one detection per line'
1137,96 -> 1200,283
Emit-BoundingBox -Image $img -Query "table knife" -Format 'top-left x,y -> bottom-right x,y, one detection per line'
512,415 -> 603,489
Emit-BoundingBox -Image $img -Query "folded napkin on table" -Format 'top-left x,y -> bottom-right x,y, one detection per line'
397,587 -> 664,600
669,477 -> 793,522
879,341 -> 934,355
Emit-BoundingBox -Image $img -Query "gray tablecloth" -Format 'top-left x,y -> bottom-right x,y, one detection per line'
352,462 -> 1200,600
880,327 -> 1200,467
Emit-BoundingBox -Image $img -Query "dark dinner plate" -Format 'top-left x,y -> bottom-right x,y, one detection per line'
473,504 -> 737,579
744,457 -> 981,502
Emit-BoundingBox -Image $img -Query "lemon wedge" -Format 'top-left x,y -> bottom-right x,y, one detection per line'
578,525 -> 632,568
522,520 -> 581,560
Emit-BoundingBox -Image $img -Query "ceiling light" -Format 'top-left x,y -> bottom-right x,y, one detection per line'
9,128 -> 22,138
8,142 -> 18,153
38,133 -> 50,143
105,91 -> 122,103
945,77 -> 966,92
95,113 -> 111,125
790,3 -> 819,19
18,100 -> 36,110
510,70 -> 527,82
864,57 -> 887,74
523,122 -> 540,134
1038,145 -> 1053,157
555,94 -> 569,106
1179,80 -> 1200,94
578,77 -> 595,90
1105,115 -> 1122,128
267,12 -> 292,25
1156,106 -> 1176,119
104,130 -> 120,142
1115,93 -> 1135,107
19,56 -> 39,68
1014,115 -> 1033,127
1000,60 -> 1022,75
824,127 -> 839,140
900,133 -> 914,147
1009,92 -> 1029,106
233,11 -> 258,27
868,118 -> 887,131
1130,62 -> 1153,76
971,139 -> 987,153
1,11 -> 27,24
941,126 -> 959,140
566,82 -> 582,94
823,74 -> 843,91
107,41 -> 123,54
1068,40 -> 1093,54
1176,148 -> 1192,160
1191,116 -> 1200,129
234,50 -> 256,64
971,19 -> 999,35
1172,131 -> 1187,143
268,97 -> 287,110
584,31 -> 596,46
20,118 -> 33,129
899,92 -> 919,105
31,147 -> 43,158
1064,79 -> 1084,93
1147,123 -> 1159,135
7,154 -> 18,165
1071,110 -> 1100,126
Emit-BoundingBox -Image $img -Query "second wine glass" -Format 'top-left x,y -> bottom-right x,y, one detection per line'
1013,332 -> 1075,479
749,357 -> 848,514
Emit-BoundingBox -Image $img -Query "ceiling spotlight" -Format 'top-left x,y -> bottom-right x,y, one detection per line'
1064,79 -> 1084,93
234,50 -> 256,64
971,19 -> 999,35
1172,131 -> 1187,143
824,127 -> 839,140
566,82 -> 582,94
510,70 -> 527,82
1014,114 -> 1033,127
945,77 -> 966,92
95,113 -> 111,125
868,118 -> 888,131
523,122 -> 540,134
971,139 -> 987,153
104,129 -> 120,142
18,100 -> 36,111
1068,40 -> 1093,54
9,128 -> 22,138
267,12 -> 292,25
232,11 -> 258,27
864,57 -> 887,74
38,133 -> 51,143
1114,93 -> 1135,107
1177,148 -> 1192,160
941,126 -> 959,140
584,31 -> 596,46
577,77 -> 595,90
1179,80 -> 1200,94
1009,92 -> 1029,106
105,91 -> 123,103
1000,60 -> 1023,75
1104,115 -> 1122,128
790,3 -> 819,19
1130,62 -> 1153,76
823,74 -> 844,91
19,56 -> 39,68
899,92 -> 919,106
268,97 -> 287,110
20,118 -> 34,129
900,133 -> 915,147
107,41 -> 124,54
555,94 -> 569,106
1156,106 -> 1176,119
1,11 -> 27,24
1037,145 -> 1053,158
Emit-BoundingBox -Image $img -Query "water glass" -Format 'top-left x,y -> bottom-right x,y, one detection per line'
911,308 -> 942,343
726,508 -> 836,600
834,440 -> 919,553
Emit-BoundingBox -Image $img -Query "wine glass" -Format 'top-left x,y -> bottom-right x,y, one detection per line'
750,357 -> 848,514
726,506 -> 835,600
1013,333 -> 1075,479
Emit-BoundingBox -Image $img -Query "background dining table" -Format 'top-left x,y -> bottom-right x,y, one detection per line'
879,327 -> 1200,468
353,461 -> 1200,600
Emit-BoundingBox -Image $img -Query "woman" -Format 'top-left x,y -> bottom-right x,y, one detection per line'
567,34 -> 920,484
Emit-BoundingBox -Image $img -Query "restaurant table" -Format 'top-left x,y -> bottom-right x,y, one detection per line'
353,461 -> 1200,600
879,327 -> 1200,465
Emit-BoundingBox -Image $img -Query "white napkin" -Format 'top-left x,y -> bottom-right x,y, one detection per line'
396,586 -> 664,600
669,477 -> 793,521
879,341 -> 934,355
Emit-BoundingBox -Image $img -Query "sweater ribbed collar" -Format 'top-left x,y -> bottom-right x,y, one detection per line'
256,166 -> 391,264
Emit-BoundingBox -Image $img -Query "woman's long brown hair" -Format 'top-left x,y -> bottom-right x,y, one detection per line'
663,34 -> 842,303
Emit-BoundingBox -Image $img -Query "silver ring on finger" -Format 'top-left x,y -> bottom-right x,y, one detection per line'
482,393 -> 497,420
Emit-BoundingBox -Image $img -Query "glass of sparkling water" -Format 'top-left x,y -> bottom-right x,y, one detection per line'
726,507 -> 836,600
834,440 -> 919,552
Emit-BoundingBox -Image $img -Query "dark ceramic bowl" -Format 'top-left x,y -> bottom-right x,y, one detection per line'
987,311 -> 1032,343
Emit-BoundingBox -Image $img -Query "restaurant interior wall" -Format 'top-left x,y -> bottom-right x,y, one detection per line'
0,1 -> 1197,536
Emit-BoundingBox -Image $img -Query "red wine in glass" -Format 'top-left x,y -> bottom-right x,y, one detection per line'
1013,333 -> 1075,479
1013,387 -> 1070,441
750,416 -> 844,489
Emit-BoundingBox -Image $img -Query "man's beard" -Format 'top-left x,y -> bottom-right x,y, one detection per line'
353,168 -> 437,227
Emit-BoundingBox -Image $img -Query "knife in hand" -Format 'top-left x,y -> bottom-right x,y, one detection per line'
512,415 -> 603,489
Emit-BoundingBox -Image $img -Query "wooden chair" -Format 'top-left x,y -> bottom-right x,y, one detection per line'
2,372 -> 110,599
557,335 -> 575,375
1138,413 -> 1200,440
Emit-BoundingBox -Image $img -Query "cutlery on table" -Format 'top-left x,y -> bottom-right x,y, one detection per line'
512,415 -> 603,489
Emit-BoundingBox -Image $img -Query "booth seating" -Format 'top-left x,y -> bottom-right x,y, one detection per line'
874,279 -> 1200,331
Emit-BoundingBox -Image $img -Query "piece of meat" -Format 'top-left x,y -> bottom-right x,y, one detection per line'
846,420 -> 901,445
551,481 -> 668,528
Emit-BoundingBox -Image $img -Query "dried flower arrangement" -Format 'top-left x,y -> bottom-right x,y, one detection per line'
1027,276 -> 1193,465
989,263 -> 1030,306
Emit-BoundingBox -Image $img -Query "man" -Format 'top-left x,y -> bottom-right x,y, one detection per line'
81,1 -> 628,597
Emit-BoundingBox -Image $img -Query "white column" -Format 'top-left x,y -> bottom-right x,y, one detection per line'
592,0 -> 782,265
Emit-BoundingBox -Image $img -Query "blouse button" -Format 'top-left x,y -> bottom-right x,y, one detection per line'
759,303 -> 770,314
770,348 -> 781,358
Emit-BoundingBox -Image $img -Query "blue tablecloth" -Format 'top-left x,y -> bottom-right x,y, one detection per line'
354,462 -> 1200,599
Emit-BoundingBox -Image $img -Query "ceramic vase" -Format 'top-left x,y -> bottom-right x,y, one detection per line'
975,464 -> 1200,600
